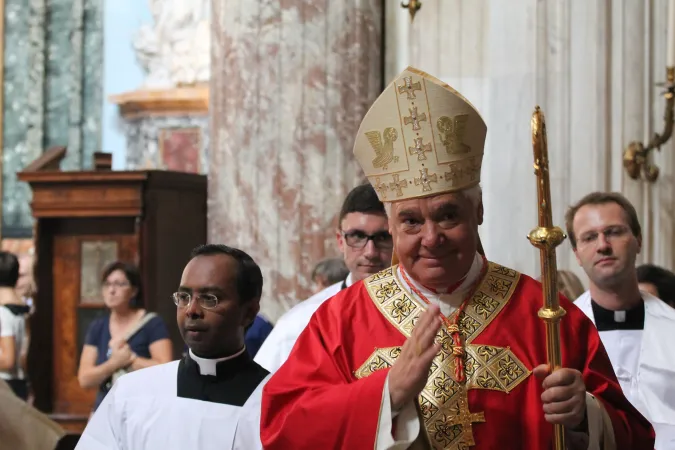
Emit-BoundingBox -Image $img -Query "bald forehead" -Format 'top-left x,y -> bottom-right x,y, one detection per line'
181,254 -> 237,287
392,192 -> 468,215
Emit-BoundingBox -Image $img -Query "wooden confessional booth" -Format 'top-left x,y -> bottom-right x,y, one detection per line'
18,147 -> 207,433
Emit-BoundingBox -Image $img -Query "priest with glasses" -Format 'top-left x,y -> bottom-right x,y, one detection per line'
77,244 -> 269,450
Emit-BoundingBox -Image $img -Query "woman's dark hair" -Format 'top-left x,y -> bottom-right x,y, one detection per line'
101,261 -> 144,309
338,183 -> 386,225
637,264 -> 675,305
190,244 -> 263,304
0,251 -> 19,288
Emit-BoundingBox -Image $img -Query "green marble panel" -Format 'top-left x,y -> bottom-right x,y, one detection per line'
81,0 -> 103,169
45,0 -> 78,169
2,0 -> 103,236
2,0 -> 45,236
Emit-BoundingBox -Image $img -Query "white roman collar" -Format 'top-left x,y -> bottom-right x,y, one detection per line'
188,347 -> 246,376
398,252 -> 484,309
345,272 -> 354,287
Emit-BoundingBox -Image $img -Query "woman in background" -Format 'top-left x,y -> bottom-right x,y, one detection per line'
637,263 -> 675,308
0,251 -> 30,400
78,261 -> 172,411
557,269 -> 586,301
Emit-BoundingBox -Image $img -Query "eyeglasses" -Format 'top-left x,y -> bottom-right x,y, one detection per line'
102,281 -> 130,289
172,292 -> 221,310
577,225 -> 630,248
342,230 -> 393,250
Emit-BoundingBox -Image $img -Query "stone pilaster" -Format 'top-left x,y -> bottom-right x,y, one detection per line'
210,0 -> 383,319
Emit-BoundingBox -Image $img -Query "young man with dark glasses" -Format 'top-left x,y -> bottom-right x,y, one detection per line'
255,183 -> 392,373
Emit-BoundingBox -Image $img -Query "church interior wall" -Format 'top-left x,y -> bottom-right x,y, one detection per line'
385,0 -> 675,287
0,0 -> 672,321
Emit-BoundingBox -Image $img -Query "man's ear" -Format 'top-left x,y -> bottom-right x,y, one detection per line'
243,300 -> 260,329
477,200 -> 484,226
336,228 -> 345,253
573,248 -> 582,266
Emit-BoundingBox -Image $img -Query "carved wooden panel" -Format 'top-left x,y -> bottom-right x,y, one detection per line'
79,240 -> 118,305
52,233 -> 138,416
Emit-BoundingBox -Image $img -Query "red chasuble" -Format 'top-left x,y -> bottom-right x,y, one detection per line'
261,262 -> 654,449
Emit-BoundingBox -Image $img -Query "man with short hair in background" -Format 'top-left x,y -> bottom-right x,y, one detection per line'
311,257 -> 349,293
569,191 -> 675,448
254,184 -> 392,373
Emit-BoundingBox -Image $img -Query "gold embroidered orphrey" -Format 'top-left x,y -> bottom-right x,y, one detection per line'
355,263 -> 531,450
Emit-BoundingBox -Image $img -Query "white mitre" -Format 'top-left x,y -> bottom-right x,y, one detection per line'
353,66 -> 486,202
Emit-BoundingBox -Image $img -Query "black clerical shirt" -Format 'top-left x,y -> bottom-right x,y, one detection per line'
177,349 -> 269,406
591,299 -> 645,331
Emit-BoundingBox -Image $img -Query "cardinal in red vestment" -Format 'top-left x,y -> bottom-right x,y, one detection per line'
260,66 -> 655,450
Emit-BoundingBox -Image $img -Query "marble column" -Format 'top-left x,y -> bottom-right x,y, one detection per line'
385,0 -> 674,282
2,0 -> 103,237
210,0 -> 382,320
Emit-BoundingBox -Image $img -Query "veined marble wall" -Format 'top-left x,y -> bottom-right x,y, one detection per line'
386,0 -> 675,283
124,116 -> 209,172
2,0 -> 103,236
210,0 -> 382,321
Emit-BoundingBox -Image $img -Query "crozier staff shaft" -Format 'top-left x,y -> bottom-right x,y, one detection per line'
528,106 -> 567,450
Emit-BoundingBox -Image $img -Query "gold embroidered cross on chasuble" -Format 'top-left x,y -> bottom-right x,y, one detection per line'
354,263 -> 531,450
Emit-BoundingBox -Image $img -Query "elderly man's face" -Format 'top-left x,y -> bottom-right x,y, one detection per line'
389,192 -> 482,290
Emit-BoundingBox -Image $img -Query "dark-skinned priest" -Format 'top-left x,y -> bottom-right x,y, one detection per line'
260,67 -> 654,450
77,245 -> 269,449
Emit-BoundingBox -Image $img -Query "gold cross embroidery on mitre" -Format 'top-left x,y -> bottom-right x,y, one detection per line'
388,174 -> 408,197
403,106 -> 428,131
373,177 -> 388,200
355,263 -> 531,450
409,137 -> 432,161
398,76 -> 423,100
414,168 -> 438,192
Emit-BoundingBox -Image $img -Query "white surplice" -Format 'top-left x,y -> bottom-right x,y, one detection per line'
75,359 -> 269,450
575,291 -> 675,449
254,273 -> 353,372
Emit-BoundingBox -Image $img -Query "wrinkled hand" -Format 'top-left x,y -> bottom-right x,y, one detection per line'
109,344 -> 135,370
388,304 -> 442,411
534,364 -> 587,429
